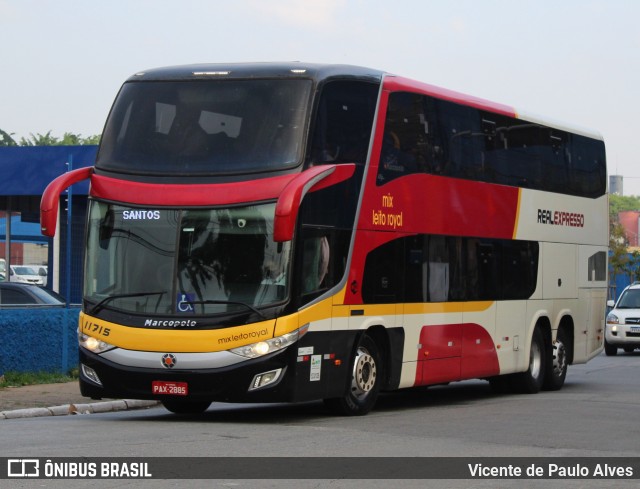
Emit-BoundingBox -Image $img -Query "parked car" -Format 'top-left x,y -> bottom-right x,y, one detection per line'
9,265 -> 45,285
0,282 -> 65,307
605,282 -> 640,355
27,264 -> 48,286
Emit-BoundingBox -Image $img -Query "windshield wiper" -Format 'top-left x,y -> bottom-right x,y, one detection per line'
186,300 -> 267,320
88,291 -> 167,315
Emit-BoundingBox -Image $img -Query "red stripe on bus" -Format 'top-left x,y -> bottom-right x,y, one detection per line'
360,173 -> 520,239
90,165 -> 355,209
414,323 -> 499,386
90,173 -> 297,206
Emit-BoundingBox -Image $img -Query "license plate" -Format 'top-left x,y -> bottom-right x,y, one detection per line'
630,327 -> 640,333
152,381 -> 188,396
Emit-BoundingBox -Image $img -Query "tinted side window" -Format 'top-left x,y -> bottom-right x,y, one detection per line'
361,238 -> 404,304
362,235 -> 538,304
0,288 -> 36,305
298,227 -> 351,302
377,92 -> 606,198
308,80 -> 378,166
296,168 -> 365,306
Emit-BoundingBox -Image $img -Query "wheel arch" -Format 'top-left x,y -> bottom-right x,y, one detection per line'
354,325 -> 404,391
531,315 -> 552,360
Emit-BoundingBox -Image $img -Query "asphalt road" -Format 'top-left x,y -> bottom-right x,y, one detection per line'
2,351 -> 639,489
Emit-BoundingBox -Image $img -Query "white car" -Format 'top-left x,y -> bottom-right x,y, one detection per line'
605,283 -> 640,356
9,265 -> 45,286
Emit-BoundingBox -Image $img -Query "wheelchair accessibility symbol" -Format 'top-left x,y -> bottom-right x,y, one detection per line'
177,293 -> 195,313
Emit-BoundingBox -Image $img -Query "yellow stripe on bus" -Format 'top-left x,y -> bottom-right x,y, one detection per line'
80,296 -> 494,353
79,312 -> 276,353
513,187 -> 522,239
403,301 -> 494,315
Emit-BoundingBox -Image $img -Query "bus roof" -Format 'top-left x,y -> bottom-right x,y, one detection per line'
126,62 -> 603,142
125,62 -> 385,84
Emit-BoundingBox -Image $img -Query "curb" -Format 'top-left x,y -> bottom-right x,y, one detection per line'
0,399 -> 159,420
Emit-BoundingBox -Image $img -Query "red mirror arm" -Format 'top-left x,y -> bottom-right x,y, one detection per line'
273,164 -> 355,242
40,167 -> 93,237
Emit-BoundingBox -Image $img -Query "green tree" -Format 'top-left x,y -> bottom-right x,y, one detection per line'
610,194 -> 640,219
628,250 -> 640,283
17,131 -> 100,146
2,128 -> 101,146
19,131 -> 59,146
609,221 -> 629,293
0,129 -> 18,146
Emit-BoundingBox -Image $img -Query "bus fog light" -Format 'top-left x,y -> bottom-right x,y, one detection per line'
249,369 -> 282,391
81,364 -> 102,386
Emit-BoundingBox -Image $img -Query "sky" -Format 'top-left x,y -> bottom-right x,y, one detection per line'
1,0 -> 639,194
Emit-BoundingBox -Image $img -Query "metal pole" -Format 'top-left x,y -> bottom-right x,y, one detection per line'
5,197 -> 11,275
65,156 -> 72,306
62,155 -> 73,372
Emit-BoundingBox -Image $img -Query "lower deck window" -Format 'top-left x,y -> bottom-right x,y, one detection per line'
362,235 -> 538,304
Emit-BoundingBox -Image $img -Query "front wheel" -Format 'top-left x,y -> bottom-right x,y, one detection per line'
511,327 -> 546,394
162,400 -> 211,414
324,334 -> 382,416
604,339 -> 618,356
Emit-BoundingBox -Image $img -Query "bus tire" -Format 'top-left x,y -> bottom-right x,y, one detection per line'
543,328 -> 568,391
324,334 -> 382,416
161,400 -> 211,414
604,339 -> 617,356
511,327 -> 545,394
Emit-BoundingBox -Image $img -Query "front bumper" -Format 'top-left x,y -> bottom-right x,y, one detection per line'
605,323 -> 640,347
78,330 -> 357,404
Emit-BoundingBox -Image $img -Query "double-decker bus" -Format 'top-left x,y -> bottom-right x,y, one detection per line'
41,63 -> 608,415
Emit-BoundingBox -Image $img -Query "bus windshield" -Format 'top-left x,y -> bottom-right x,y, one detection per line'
84,201 -> 291,317
96,79 -> 313,176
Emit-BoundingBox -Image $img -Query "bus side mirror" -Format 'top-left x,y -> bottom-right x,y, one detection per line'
273,164 -> 355,242
40,167 -> 93,237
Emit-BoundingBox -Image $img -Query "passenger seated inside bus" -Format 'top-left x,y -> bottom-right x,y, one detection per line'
377,131 -> 418,182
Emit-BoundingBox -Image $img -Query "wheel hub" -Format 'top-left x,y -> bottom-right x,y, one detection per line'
351,347 -> 377,399
552,340 -> 567,376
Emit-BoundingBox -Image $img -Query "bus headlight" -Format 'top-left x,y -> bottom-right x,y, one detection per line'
230,324 -> 308,358
79,331 -> 115,354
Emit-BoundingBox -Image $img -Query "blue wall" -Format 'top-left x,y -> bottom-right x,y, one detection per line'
0,307 -> 79,373
0,145 -> 95,196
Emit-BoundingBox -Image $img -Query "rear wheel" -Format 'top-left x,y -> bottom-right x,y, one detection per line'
543,328 -> 568,391
604,339 -> 618,356
162,400 -> 211,414
511,327 -> 545,394
324,334 -> 382,416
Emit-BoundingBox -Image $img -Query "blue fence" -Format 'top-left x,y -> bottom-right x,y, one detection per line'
1,146 -> 95,375
0,307 -> 79,374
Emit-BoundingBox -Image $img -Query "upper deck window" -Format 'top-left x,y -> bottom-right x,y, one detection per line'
96,79 -> 312,176
377,91 -> 606,198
